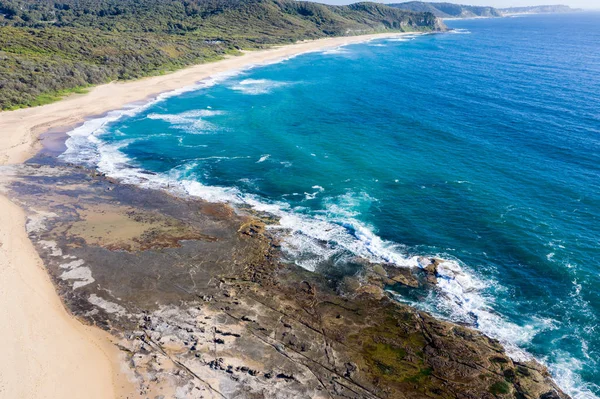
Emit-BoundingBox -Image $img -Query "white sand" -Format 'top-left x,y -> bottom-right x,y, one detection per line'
0,32 -> 408,398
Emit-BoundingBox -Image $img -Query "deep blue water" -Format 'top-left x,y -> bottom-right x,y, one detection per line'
63,13 -> 600,398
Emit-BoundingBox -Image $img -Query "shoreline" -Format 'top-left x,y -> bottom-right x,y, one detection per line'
0,32 -> 413,399
0,32 -> 413,166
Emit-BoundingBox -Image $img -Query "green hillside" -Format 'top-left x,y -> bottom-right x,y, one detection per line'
388,1 -> 502,18
499,5 -> 581,14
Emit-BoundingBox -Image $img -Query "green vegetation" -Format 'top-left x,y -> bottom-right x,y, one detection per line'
489,380 -> 511,395
388,1 -> 502,18
388,2 -> 581,19
499,5 -> 581,14
0,0 -> 443,110
26,85 -> 90,110
351,314 -> 434,387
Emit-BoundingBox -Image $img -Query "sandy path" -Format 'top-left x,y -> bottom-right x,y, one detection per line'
0,32 -> 408,398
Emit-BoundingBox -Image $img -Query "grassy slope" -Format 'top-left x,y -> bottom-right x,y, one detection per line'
0,0 -> 441,110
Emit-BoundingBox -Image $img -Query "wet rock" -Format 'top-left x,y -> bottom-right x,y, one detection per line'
540,391 -> 563,399
339,276 -> 361,293
238,219 -> 265,237
371,264 -> 387,277
355,284 -> 385,299
3,162 -> 571,399
418,256 -> 442,284
383,264 -> 420,288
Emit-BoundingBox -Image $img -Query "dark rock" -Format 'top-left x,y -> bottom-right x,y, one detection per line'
344,362 -> 358,378
276,373 -> 295,381
540,391 -> 562,399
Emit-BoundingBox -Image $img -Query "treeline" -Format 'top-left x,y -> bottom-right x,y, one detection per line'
0,0 -> 442,110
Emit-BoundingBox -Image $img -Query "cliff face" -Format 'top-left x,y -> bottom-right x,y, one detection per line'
388,2 -> 502,18
1,161 -> 570,399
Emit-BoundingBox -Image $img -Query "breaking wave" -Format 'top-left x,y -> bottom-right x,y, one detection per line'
230,79 -> 290,95
63,124 -> 542,364
146,109 -> 225,133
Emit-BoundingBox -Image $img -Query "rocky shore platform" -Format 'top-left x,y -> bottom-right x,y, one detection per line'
0,158 -> 569,399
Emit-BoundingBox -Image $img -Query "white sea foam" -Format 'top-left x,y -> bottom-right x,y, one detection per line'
257,154 -> 270,163
180,179 -> 243,204
63,110 -> 599,399
230,79 -> 290,95
61,72 -> 236,166
64,119 -> 553,361
549,354 -> 600,399
303,185 -> 324,200
321,46 -> 350,55
449,28 -> 471,34
147,109 -> 225,133
430,258 -> 537,360
388,35 -> 419,42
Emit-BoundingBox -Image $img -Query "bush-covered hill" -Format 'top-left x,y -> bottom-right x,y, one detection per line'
388,1 -> 502,18
0,0 -> 443,110
499,5 -> 581,14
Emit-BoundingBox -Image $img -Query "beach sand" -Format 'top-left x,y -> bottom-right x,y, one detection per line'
0,32 -> 407,398
0,195 -> 135,399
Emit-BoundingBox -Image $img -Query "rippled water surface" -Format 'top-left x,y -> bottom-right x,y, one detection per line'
62,13 -> 600,397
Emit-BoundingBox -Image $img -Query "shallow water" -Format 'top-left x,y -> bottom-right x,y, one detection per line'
62,13 -> 600,398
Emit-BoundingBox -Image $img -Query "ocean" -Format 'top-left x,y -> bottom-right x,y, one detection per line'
61,12 -> 600,398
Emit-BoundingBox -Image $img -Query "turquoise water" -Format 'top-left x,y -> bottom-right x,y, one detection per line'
62,13 -> 600,397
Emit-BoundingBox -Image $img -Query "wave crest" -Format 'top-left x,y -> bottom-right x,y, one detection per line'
230,79 -> 290,95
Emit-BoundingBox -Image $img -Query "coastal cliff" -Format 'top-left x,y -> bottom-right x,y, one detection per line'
0,160 -> 569,399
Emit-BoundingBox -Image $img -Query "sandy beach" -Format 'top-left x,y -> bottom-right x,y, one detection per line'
0,32 -> 409,166
0,32 -> 407,399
